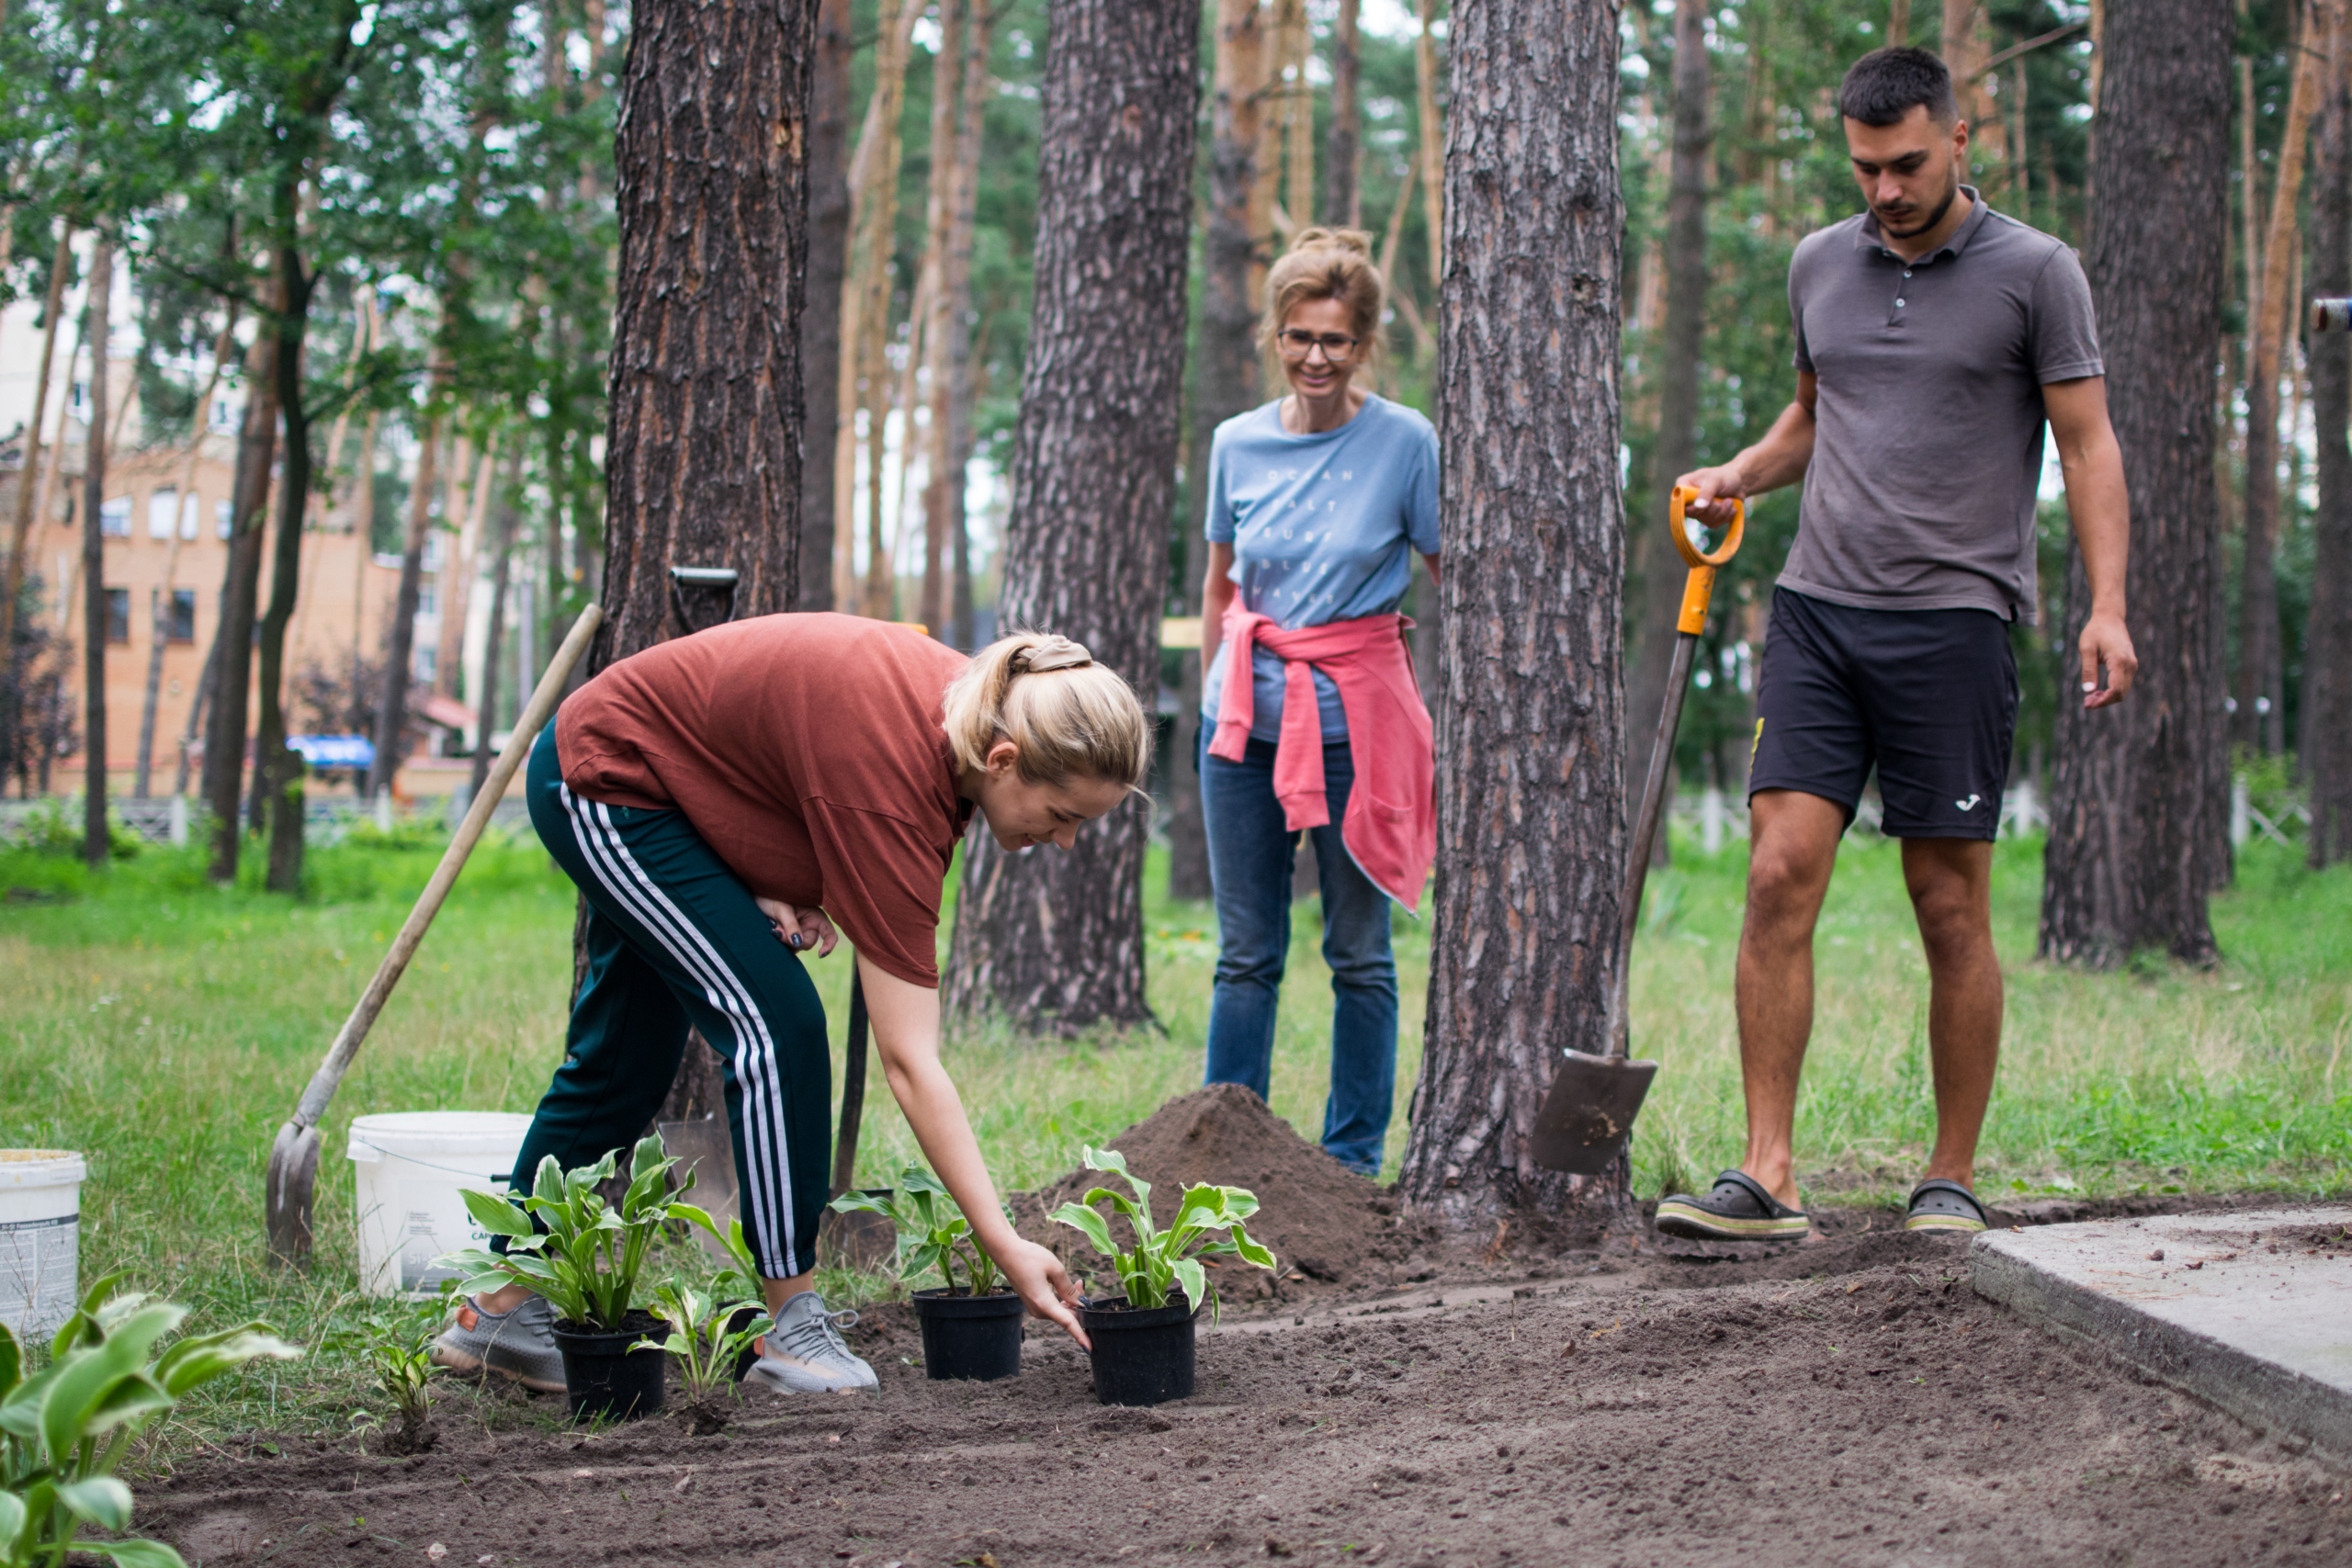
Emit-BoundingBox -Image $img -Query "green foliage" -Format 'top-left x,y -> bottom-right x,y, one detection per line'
0,1272 -> 298,1568
1049,1145 -> 1275,1318
324,1300 -> 439,1450
828,1164 -> 1007,1296
632,1283 -> 769,1411
438,1134 -> 688,1332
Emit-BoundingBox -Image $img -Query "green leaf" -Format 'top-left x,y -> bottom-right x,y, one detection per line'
1049,1201 -> 1117,1259
51,1270 -> 130,1358
40,1304 -> 185,1460
901,1164 -> 951,1199
57,1475 -> 134,1529
83,1539 -> 191,1568
153,1326 -> 301,1398
1228,1224 -> 1277,1272
0,1321 -> 17,1400
1170,1258 -> 1206,1312
458,1187 -> 535,1238
0,1489 -> 26,1546
826,1192 -> 892,1217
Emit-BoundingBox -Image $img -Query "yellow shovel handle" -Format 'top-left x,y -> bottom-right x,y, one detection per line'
1668,485 -> 1746,636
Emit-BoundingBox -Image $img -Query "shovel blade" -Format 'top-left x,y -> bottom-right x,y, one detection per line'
265,1122 -> 322,1269
1528,1051 -> 1657,1175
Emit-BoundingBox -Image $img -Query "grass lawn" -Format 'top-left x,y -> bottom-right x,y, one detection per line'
2,817 -> 2346,1444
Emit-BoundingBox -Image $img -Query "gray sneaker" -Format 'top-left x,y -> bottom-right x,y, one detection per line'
745,1291 -> 877,1393
431,1293 -> 565,1393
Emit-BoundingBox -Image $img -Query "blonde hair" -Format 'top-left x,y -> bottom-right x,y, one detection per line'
941,631 -> 1152,792
1256,227 -> 1385,371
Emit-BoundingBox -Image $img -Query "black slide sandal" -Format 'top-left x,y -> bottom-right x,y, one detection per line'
1905,1178 -> 1988,1233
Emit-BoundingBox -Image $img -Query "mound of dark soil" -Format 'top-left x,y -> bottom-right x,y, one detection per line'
1012,1084 -> 1414,1298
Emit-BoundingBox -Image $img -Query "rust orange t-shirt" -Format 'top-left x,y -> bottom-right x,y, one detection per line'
554,613 -> 973,987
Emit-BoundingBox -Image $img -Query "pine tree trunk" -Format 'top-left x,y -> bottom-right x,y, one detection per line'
598,0 -> 813,667
1623,0 -> 1710,867
836,0 -> 917,616
799,0 -> 852,610
134,307 -> 236,802
1170,0 -> 1265,906
1414,0 -> 1443,294
916,0 -> 966,637
1396,0 -> 1628,1224
258,232 -> 320,891
369,412 -> 438,802
78,235 -> 113,870
470,444 -> 526,799
2039,0 -> 2233,965
1322,0 -> 1360,228
2309,19 -> 2352,868
0,229 -> 73,660
939,2 -> 995,650
205,299 -> 282,880
944,0 -> 1203,1034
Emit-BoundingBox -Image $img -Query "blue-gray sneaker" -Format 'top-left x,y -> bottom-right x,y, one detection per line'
431,1293 -> 565,1393
745,1291 -> 877,1393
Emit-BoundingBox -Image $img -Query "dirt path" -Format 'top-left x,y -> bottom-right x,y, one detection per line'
147,1222 -> 2348,1568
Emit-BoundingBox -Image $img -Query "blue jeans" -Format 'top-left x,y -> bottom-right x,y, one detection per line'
1199,730 -> 1398,1175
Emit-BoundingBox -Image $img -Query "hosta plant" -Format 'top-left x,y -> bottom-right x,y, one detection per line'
642,1207 -> 775,1425
1,1273 -> 300,1568
440,1133 -> 687,1331
829,1164 -> 1007,1294
1049,1146 -> 1276,1317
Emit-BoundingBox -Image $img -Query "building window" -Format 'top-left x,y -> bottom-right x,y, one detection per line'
414,646 -> 436,682
69,380 -> 88,416
104,587 -> 130,643
216,500 -> 234,540
209,397 -> 238,432
167,589 -> 196,643
415,584 -> 438,619
99,498 -> 131,537
147,490 -> 177,539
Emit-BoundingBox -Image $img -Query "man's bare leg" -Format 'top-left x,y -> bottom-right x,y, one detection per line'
1900,836 -> 2001,1190
1734,790 -> 1848,1210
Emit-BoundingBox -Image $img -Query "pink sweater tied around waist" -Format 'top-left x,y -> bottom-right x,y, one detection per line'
1207,604 -> 1436,912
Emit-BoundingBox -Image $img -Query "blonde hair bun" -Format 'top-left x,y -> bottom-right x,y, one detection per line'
942,630 -> 1152,792
1259,228 -> 1385,368
1288,226 -> 1374,258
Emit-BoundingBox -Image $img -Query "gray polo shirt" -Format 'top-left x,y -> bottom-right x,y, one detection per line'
1782,191 -> 2103,623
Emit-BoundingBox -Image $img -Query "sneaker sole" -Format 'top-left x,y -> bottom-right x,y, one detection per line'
431,1340 -> 565,1395
1904,1213 -> 1987,1233
743,1361 -> 876,1395
1654,1201 -> 1810,1240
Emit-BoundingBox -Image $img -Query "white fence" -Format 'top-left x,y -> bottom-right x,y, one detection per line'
0,793 -> 530,849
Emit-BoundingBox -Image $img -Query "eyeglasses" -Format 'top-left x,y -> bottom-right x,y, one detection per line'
1274,329 -> 1360,361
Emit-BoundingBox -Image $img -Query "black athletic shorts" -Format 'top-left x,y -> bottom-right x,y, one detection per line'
1746,587 -> 2018,840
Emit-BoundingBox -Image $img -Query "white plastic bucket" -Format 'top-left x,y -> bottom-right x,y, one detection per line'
346,1112 -> 534,1298
1,1150 -> 86,1340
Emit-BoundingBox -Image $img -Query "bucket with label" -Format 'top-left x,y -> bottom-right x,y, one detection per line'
1,1151 -> 85,1340
346,1112 -> 534,1298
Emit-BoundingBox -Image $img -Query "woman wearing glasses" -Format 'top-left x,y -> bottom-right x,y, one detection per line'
1196,227 -> 1442,1178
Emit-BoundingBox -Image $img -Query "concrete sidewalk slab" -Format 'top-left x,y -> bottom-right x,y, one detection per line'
1972,1205 -> 2352,1461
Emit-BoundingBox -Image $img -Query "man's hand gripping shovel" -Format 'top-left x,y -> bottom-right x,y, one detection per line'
1529,487 -> 1743,1174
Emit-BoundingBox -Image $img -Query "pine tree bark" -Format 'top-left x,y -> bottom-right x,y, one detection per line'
1396,0 -> 1628,1223
2040,0 -> 2233,965
78,235 -> 113,870
258,232 -> 322,890
0,229 -> 73,660
204,294 -> 282,881
1322,0 -> 1361,227
1623,0 -> 1710,866
916,0 -> 966,636
2237,4 -> 2322,756
597,0 -> 813,669
836,0 -> 918,616
1171,0 -> 1266,905
944,0 -> 1202,1033
469,443 -> 526,799
931,0 -> 996,649
799,0 -> 852,610
368,412 -> 439,801
2308,12 -> 2352,868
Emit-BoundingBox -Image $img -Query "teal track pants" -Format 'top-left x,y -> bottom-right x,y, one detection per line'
516,720 -> 831,1278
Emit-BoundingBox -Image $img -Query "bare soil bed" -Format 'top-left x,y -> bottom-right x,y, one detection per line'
144,1093 -> 2349,1566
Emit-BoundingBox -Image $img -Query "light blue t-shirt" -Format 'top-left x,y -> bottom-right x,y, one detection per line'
1200,395 -> 1442,741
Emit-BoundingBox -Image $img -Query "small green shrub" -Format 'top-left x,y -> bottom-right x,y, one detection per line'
0,1273 -> 298,1568
1050,1145 -> 1275,1317
829,1164 -> 1007,1295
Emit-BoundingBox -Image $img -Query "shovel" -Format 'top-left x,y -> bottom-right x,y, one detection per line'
264,604 -> 605,1267
1529,486 -> 1744,1175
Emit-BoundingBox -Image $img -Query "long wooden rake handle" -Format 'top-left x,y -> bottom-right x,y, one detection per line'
286,604 -> 604,1132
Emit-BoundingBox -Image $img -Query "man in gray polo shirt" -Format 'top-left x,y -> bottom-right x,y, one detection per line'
1655,47 -> 2137,1241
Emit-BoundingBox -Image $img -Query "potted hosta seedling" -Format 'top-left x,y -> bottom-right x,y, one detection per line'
441,1133 -> 686,1422
1050,1145 -> 1275,1406
831,1165 -> 1023,1381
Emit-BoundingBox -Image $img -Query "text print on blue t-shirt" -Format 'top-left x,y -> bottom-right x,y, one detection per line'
1201,395 -> 1442,742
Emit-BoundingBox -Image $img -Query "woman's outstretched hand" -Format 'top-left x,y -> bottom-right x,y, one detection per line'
753,897 -> 839,956
995,1234 -> 1090,1350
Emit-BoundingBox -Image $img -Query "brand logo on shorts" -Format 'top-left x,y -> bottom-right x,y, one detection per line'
1955,794 -> 1982,812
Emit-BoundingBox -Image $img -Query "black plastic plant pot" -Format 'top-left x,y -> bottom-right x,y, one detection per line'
912,1288 -> 1024,1382
551,1312 -> 671,1423
1080,1292 -> 1195,1406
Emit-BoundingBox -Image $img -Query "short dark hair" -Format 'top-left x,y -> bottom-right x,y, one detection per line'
1838,47 -> 1960,128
